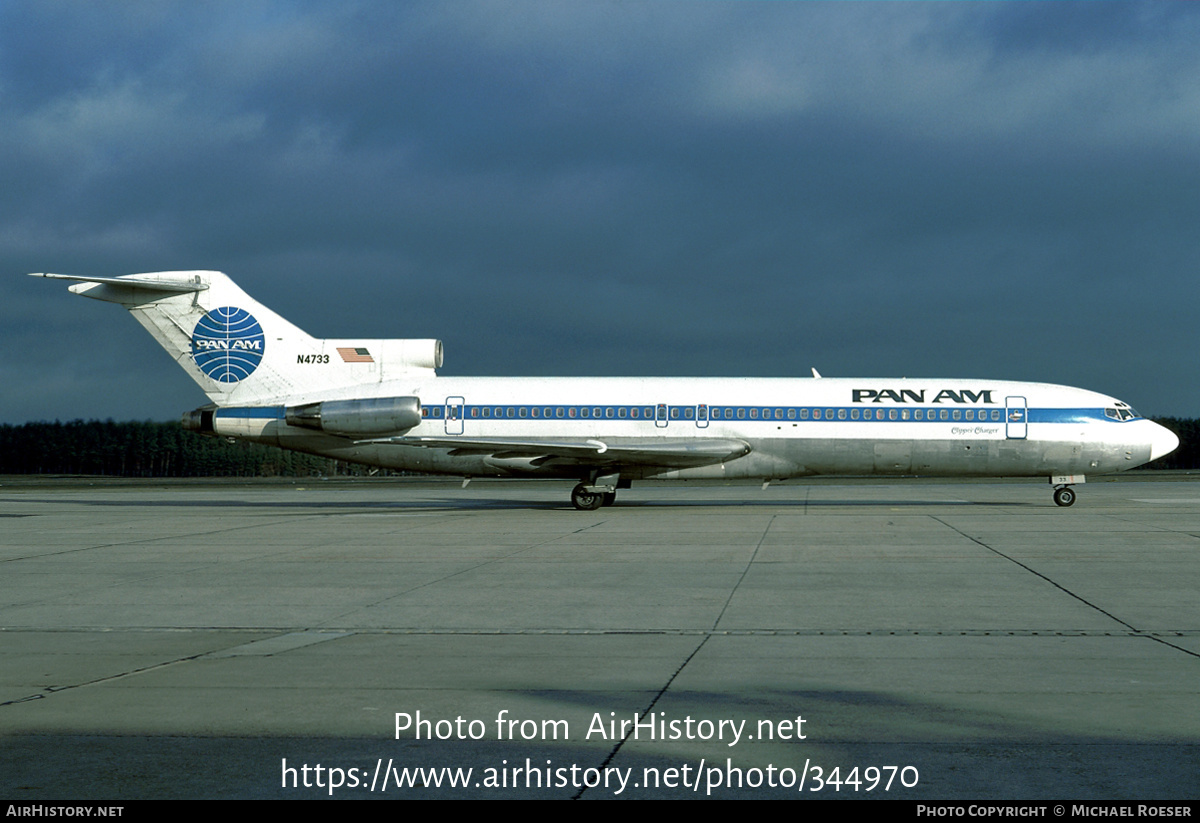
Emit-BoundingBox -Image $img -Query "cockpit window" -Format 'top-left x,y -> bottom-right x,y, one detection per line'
1105,405 -> 1141,421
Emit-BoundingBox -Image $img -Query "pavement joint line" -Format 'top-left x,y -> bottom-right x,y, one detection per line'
575,634 -> 712,800
711,514 -> 776,632
310,520 -> 610,628
929,515 -> 1141,634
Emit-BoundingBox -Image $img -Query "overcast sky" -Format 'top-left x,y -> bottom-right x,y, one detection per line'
4,1 -> 1199,423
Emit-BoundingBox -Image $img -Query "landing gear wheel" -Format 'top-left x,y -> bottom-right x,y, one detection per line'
601,492 -> 617,507
1053,486 -> 1076,507
571,483 -> 603,511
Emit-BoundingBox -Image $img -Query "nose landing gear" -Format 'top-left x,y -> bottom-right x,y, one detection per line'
1052,486 -> 1076,507
1050,475 -> 1084,507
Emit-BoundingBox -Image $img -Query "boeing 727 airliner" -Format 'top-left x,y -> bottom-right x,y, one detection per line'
33,270 -> 1179,509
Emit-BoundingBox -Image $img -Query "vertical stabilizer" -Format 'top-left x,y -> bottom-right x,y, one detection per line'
32,271 -> 440,405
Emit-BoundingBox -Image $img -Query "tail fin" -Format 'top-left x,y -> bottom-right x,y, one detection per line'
32,271 -> 442,405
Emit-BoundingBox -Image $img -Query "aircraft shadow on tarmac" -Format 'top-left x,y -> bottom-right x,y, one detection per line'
1,684 -> 1195,799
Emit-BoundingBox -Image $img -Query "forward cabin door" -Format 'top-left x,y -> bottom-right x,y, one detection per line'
1005,396 -> 1028,440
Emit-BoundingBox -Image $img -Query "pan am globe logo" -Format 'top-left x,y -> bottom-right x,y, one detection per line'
191,307 -> 266,383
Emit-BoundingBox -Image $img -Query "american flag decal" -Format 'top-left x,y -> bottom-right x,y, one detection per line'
337,347 -> 374,363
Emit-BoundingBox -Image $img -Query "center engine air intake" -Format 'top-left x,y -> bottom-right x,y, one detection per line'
285,396 -> 422,436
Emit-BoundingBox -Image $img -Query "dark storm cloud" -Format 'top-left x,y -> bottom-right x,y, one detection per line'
3,1 -> 1199,423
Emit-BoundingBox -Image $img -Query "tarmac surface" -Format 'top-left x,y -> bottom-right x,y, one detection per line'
1,474 -> 1197,799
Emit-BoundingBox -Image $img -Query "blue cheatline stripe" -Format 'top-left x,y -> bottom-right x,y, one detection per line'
429,404 -> 1127,424
211,404 -> 1134,425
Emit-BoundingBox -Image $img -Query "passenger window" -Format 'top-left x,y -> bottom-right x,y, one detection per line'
838,409 -> 846,420
800,409 -> 809,420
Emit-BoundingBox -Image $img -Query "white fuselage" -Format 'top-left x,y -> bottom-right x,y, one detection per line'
208,375 -> 1175,481
38,270 -> 1178,507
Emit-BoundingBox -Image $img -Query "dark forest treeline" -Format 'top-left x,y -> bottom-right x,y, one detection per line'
1,418 -> 1198,478
0,419 -> 394,477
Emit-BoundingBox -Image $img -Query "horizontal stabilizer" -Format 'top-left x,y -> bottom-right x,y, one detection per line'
361,435 -> 751,467
30,272 -> 209,294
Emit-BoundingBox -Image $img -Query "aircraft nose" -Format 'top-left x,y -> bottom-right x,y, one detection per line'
1149,421 -> 1180,462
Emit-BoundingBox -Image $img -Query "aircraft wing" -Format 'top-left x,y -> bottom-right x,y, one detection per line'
361,436 -> 751,467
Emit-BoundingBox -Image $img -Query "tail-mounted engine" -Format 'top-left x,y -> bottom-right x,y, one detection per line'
285,396 -> 422,436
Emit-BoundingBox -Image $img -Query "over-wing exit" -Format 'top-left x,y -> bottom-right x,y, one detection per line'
32,271 -> 1178,509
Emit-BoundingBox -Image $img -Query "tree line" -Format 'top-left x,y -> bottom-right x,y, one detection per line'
1,417 -> 1197,478
0,419 -> 390,477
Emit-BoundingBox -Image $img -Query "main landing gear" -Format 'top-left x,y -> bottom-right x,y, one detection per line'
571,483 -> 605,511
571,473 -> 626,510
1052,486 -> 1076,507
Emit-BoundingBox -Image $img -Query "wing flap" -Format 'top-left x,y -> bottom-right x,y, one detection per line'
360,435 -> 751,467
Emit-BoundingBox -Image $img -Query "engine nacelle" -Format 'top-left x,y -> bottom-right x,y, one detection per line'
181,406 -> 216,434
285,396 -> 422,436
390,339 -> 443,371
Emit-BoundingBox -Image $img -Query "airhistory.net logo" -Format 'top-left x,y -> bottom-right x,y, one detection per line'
191,306 -> 266,383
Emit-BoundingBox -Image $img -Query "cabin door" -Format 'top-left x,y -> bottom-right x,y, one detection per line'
445,396 -> 465,435
1005,396 -> 1027,440
655,403 -> 669,428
